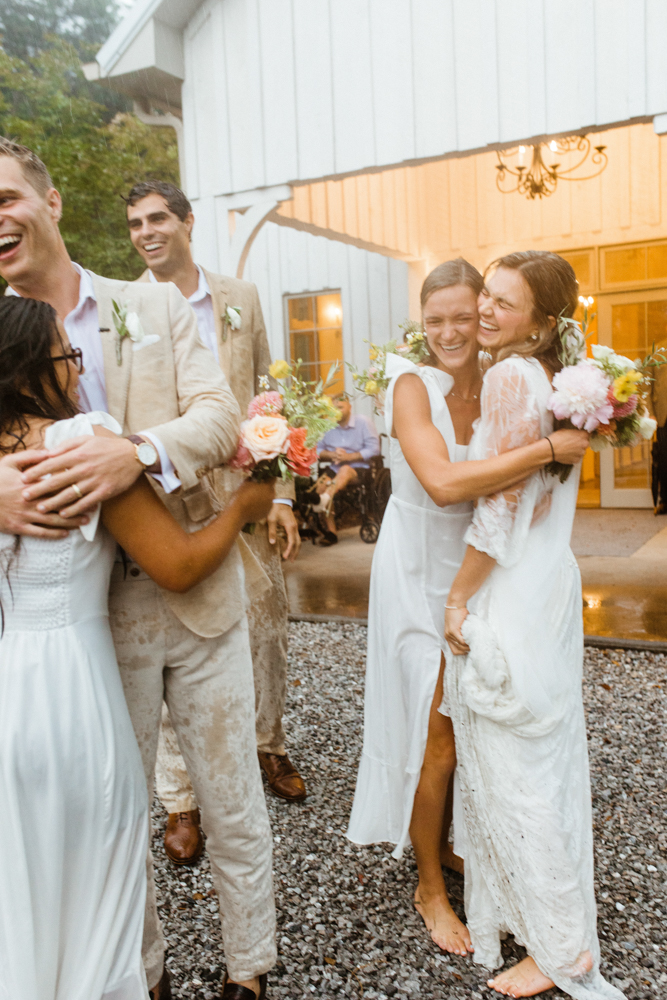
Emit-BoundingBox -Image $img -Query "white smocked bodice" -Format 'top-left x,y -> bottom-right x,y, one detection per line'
0,529 -> 115,633
0,412 -> 120,633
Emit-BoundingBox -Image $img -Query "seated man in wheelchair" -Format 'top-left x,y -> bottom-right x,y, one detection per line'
313,392 -> 380,545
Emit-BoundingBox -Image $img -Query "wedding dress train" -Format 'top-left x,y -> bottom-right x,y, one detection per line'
0,414 -> 149,1000
442,357 -> 625,999
348,353 -> 473,857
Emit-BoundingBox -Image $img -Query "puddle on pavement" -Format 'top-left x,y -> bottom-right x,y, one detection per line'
285,572 -> 369,619
582,585 -> 667,642
287,574 -> 667,641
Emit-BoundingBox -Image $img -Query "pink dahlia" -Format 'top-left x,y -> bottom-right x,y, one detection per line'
607,387 -> 638,419
548,362 -> 614,432
229,442 -> 254,470
247,390 -> 283,419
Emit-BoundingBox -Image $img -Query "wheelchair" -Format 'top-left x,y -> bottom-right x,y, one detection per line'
294,436 -> 392,545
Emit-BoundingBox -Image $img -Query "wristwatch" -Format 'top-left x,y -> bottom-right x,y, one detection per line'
127,434 -> 159,473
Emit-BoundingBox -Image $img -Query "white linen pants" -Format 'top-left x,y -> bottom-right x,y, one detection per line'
108,564 -> 276,987
155,523 -> 289,813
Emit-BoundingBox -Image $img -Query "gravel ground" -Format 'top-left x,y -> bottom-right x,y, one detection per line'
152,622 -> 667,999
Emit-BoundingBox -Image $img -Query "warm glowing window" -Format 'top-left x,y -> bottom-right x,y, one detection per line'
601,240 -> 667,289
285,291 -> 344,395
559,249 -> 595,292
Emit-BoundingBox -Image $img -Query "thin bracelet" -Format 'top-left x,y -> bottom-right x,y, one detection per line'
544,435 -> 556,463
445,605 -> 465,610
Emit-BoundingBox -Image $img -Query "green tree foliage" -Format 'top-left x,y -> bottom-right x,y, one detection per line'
0,40 -> 180,279
0,0 -> 122,61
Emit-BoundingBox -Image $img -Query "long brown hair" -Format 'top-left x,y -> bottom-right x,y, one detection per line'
484,250 -> 578,373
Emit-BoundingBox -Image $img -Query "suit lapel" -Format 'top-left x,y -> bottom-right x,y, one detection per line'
204,268 -> 232,383
93,275 -> 133,426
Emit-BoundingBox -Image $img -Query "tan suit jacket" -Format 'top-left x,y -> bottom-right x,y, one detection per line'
138,267 -> 295,502
91,272 -> 250,638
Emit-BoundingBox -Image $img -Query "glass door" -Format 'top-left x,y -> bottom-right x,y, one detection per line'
597,291 -> 667,507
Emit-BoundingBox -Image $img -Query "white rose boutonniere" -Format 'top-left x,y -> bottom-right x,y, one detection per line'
112,300 -> 160,364
222,305 -> 242,342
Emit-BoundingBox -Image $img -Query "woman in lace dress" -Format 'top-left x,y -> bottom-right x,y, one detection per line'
0,297 -> 275,1000
347,260 -> 589,956
444,252 -> 624,1000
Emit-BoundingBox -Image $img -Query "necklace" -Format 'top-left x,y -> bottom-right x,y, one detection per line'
449,383 -> 482,401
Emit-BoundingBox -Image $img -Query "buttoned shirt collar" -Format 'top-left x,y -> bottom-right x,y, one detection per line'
148,263 -> 210,301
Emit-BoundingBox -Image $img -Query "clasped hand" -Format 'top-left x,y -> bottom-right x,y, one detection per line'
20,435 -> 141,518
444,606 -> 470,656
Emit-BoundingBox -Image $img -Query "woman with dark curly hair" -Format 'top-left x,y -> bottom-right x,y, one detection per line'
0,296 -> 275,1000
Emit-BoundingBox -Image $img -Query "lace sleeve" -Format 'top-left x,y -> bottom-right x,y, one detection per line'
464,358 -> 551,567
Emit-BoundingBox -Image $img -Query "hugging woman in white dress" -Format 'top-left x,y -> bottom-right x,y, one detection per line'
347,259 -> 588,957
0,297 -> 275,1000
443,252 -> 624,999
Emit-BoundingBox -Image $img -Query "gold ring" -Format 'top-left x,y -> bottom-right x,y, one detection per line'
72,483 -> 83,500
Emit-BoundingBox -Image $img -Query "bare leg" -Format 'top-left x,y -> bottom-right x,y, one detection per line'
410,655 -> 473,956
439,773 -> 464,875
324,466 -> 358,535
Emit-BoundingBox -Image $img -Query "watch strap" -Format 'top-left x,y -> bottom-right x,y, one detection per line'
127,434 -> 160,473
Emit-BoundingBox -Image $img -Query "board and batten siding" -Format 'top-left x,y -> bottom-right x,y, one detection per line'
181,0 -> 667,201
243,222 -> 409,422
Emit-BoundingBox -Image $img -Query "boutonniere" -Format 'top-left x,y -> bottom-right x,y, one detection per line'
111,299 -> 160,364
221,305 -> 242,342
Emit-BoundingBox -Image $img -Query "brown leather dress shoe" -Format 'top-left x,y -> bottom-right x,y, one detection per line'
149,968 -> 172,1000
221,972 -> 267,999
257,752 -> 307,802
164,808 -> 204,865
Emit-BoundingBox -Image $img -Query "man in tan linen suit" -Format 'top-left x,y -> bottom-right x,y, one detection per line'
126,182 -> 307,865
0,141 -> 274,1000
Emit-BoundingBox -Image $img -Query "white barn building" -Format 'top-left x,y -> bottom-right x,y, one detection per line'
87,0 -> 667,508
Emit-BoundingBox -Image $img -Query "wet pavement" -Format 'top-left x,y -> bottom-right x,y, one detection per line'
284,511 -> 667,642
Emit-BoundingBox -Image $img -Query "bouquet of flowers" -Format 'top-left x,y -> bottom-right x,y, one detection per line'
229,360 -> 340,483
546,297 -> 665,481
348,320 -> 430,413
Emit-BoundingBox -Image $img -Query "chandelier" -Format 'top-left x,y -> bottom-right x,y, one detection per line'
496,136 -> 608,200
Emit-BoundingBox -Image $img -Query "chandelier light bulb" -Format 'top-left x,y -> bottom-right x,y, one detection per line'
496,136 -> 608,200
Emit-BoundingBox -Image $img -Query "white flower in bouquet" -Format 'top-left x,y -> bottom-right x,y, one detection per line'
591,344 -> 615,362
549,361 -> 614,432
637,413 -> 658,440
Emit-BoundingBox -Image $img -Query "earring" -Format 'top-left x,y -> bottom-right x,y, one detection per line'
530,332 -> 538,341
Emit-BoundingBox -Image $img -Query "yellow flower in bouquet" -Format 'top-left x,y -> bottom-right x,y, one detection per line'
269,359 -> 292,380
612,370 -> 642,403
368,346 -> 379,360
365,379 -> 379,396
317,394 -> 340,420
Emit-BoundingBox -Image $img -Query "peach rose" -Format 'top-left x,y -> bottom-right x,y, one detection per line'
286,426 -> 317,476
240,414 -> 290,463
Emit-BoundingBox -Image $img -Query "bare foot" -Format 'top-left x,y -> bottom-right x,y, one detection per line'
440,842 -> 464,876
487,957 -> 554,997
414,887 -> 474,956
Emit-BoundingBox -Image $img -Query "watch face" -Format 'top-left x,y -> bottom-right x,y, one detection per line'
137,442 -> 157,467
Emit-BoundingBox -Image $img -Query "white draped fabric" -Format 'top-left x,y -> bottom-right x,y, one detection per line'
441,357 -> 624,999
347,354 -> 473,858
0,414 -> 149,1000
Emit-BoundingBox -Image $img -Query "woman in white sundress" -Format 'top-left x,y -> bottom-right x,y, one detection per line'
0,296 -> 275,1000
443,251 -> 625,1000
347,259 -> 589,957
